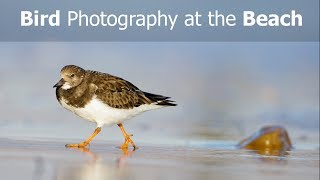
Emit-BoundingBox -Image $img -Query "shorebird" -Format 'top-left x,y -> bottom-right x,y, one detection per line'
54,65 -> 176,150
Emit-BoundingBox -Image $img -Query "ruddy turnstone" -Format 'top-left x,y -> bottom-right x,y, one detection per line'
53,65 -> 176,150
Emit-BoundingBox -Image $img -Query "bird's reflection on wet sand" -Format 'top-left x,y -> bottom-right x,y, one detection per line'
73,146 -> 135,168
56,147 -> 136,180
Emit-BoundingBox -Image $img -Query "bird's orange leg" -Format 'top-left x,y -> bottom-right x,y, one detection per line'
117,123 -> 136,150
65,127 -> 101,148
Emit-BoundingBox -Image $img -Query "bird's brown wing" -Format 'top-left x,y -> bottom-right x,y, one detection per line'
90,71 -> 152,109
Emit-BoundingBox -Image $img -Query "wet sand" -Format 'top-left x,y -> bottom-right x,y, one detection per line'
0,138 -> 318,180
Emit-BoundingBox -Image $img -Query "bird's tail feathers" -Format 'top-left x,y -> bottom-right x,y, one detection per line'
143,92 -> 177,106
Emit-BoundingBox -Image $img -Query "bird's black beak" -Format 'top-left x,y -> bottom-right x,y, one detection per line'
53,78 -> 65,88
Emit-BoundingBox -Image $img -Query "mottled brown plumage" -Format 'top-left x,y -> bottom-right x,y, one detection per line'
55,65 -> 176,109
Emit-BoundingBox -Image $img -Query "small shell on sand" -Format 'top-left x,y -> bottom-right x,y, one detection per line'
238,125 -> 292,156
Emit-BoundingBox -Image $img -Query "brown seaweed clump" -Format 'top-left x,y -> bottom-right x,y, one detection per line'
238,125 -> 293,156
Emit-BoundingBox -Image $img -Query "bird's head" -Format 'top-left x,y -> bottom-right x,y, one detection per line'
53,65 -> 85,90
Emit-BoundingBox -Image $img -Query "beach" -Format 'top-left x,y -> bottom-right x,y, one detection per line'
1,138 -> 318,180
0,42 -> 319,180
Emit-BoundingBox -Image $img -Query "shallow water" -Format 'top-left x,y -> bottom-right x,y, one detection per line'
0,43 -> 319,143
0,138 -> 318,180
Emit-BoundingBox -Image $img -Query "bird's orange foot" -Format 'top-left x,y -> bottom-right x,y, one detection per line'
65,141 -> 89,148
120,134 -> 136,150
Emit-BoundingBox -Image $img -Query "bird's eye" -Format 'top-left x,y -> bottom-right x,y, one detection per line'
70,74 -> 75,78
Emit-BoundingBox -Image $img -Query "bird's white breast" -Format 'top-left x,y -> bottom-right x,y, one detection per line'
60,96 -> 161,127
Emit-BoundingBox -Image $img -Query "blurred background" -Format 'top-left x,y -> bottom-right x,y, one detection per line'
0,42 -> 318,146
